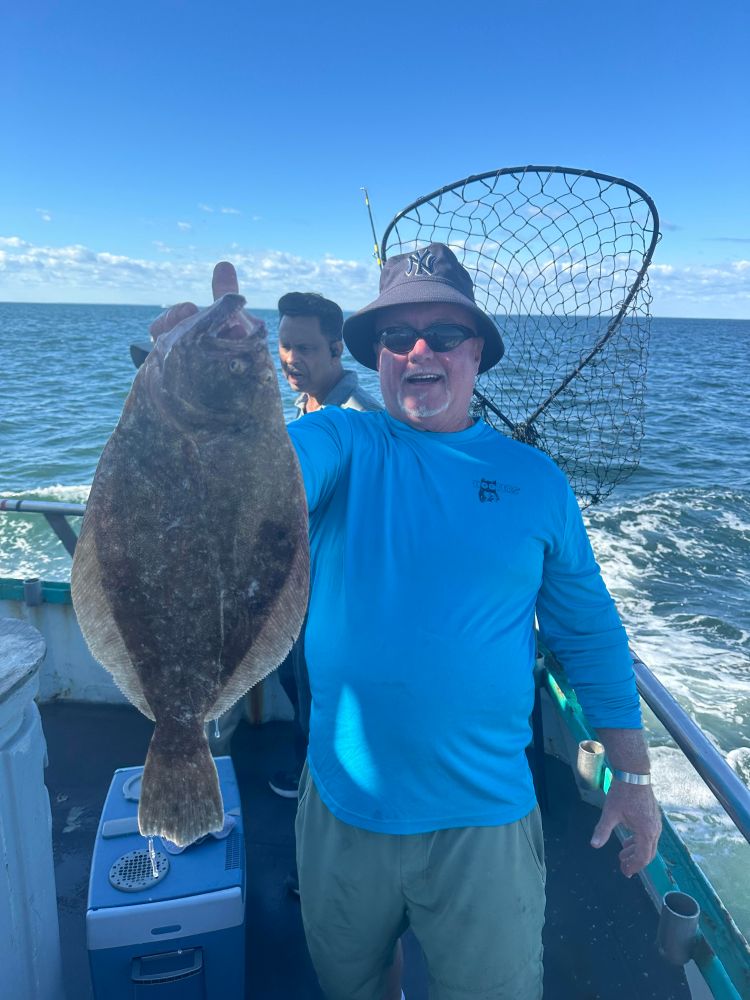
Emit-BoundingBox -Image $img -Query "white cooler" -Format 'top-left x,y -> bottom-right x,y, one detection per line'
87,755 -> 245,999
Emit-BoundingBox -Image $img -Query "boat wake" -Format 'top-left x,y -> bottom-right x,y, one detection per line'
586,486 -> 750,939
0,484 -> 90,581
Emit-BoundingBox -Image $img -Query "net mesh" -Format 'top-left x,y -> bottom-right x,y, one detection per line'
381,166 -> 659,507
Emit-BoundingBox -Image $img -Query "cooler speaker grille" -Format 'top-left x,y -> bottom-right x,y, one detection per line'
108,849 -> 170,892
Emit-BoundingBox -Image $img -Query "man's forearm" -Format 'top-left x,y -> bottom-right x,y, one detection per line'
595,727 -> 652,774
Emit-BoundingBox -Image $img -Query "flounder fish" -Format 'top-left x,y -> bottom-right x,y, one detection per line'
71,294 -> 309,845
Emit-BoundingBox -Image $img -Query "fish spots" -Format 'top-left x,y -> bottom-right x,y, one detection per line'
71,294 -> 308,844
254,521 -> 298,600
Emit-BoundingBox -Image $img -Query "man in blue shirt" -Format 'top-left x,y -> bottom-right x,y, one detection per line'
153,249 -> 661,1000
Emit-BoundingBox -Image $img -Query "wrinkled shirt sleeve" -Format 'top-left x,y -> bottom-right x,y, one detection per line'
536,484 -> 642,729
287,408 -> 353,515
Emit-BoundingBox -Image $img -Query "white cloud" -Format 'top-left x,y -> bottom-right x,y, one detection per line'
0,234 -> 379,307
648,259 -> 750,316
469,245 -> 750,318
230,249 -> 376,305
177,221 -> 192,231
523,203 -> 568,221
198,203 -> 213,213
36,209 -> 52,222
220,207 -> 241,215
2,233 -> 747,317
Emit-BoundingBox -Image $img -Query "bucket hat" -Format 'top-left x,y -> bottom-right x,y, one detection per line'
343,243 -> 504,373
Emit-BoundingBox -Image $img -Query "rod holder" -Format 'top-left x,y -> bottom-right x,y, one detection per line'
576,739 -> 605,789
657,891 -> 700,965
23,578 -> 43,607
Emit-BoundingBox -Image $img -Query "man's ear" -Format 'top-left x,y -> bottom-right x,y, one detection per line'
330,340 -> 343,358
474,338 -> 483,369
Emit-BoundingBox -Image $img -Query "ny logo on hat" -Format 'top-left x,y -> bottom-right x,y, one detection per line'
405,249 -> 436,276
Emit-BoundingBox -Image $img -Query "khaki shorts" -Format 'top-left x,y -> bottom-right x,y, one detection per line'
296,764 -> 545,1000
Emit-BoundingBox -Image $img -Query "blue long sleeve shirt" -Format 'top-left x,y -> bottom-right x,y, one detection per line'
288,407 -> 640,834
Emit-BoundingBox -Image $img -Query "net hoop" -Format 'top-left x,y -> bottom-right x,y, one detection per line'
380,165 -> 660,506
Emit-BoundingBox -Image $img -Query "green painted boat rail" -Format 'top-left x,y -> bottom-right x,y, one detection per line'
0,578 -> 73,605
542,650 -> 750,1000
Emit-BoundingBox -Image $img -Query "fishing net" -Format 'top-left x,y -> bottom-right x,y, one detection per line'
381,166 -> 660,507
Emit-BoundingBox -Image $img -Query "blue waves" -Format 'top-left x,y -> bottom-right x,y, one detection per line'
1,304 -> 748,934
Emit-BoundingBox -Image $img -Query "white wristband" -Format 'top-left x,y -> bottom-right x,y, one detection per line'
612,768 -> 651,786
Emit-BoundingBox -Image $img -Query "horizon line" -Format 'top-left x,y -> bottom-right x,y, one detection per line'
0,300 -> 747,323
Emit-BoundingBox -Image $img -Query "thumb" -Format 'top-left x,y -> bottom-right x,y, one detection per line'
212,261 -> 239,300
591,812 -> 616,849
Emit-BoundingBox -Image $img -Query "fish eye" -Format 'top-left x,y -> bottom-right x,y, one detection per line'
229,358 -> 247,375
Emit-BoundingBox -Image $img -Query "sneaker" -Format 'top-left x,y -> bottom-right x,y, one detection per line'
268,770 -> 300,798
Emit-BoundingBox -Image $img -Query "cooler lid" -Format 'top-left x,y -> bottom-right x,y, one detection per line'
87,755 -> 245,910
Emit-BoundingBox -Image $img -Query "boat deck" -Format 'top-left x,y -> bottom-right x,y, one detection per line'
41,701 -> 693,1000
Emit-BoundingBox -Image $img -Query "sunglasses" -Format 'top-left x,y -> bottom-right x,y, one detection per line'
377,323 -> 479,355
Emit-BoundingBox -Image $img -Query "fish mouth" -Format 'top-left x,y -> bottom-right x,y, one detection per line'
199,331 -> 254,355
201,318 -> 264,354
192,294 -> 265,353
215,322 -> 249,342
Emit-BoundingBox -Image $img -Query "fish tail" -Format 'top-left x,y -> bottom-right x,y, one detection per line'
138,719 -> 224,847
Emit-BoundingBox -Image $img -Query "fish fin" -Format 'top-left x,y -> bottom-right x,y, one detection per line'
207,527 -> 309,720
71,523 -> 155,720
138,719 -> 223,847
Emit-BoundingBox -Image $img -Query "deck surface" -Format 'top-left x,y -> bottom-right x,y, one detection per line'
41,702 -> 692,1000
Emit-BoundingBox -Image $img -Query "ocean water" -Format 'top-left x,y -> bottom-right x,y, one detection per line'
1,304 -> 749,936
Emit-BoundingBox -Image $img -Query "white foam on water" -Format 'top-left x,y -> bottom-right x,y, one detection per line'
651,746 -> 744,843
650,745 -> 750,939
717,509 -> 750,538
727,747 -> 750,786
0,484 -> 91,581
585,488 -> 750,743
586,487 -> 750,936
1,484 -> 91,502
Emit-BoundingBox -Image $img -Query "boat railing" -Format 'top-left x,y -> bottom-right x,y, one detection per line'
0,498 -> 86,557
3,498 -> 750,844
632,652 -> 750,846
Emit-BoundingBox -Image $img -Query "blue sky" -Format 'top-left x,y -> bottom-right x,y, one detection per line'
1,0 -> 748,317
